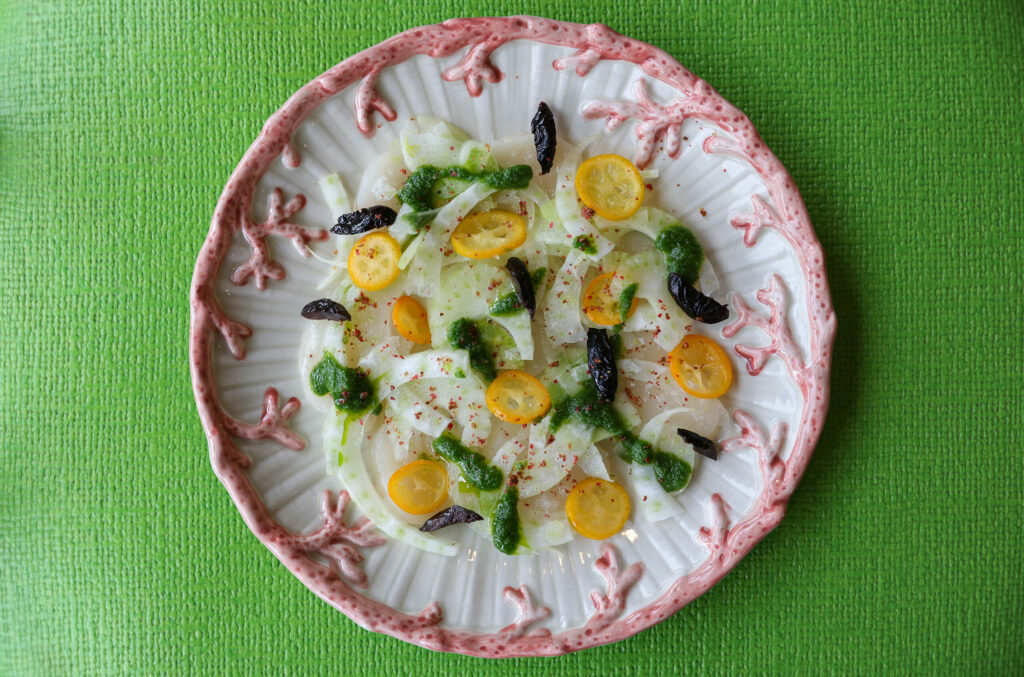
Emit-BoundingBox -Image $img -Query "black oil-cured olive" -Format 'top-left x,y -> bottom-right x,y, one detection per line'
677,428 -> 719,461
587,328 -> 618,401
505,256 -> 536,318
531,102 -> 556,175
300,298 -> 351,321
667,273 -> 730,324
330,205 -> 397,235
419,505 -> 484,532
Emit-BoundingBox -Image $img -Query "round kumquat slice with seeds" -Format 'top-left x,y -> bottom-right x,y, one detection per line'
392,295 -> 431,344
668,334 -> 733,399
485,369 -> 551,424
348,231 -> 401,291
581,272 -> 638,326
387,459 -> 449,515
450,210 -> 527,259
575,154 -> 645,221
565,477 -> 631,540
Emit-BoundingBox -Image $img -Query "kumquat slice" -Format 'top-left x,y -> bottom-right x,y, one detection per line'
387,459 -> 449,515
450,210 -> 527,259
668,334 -> 733,399
565,477 -> 631,540
575,154 -> 645,221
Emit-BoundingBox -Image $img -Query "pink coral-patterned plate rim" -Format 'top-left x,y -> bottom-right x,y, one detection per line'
189,16 -> 836,657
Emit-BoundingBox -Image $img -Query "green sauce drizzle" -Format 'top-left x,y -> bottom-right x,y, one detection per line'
550,380 -> 693,492
397,164 -> 534,220
572,234 -> 598,255
310,353 -> 376,414
480,164 -> 533,191
618,283 -> 638,323
487,267 -> 547,316
447,318 -> 497,382
655,225 -> 704,284
491,485 -> 521,555
432,432 -> 503,491
488,292 -> 523,316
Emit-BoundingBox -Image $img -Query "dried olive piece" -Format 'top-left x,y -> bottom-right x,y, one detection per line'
300,298 -> 351,321
677,428 -> 719,461
419,505 -> 484,532
531,101 -> 556,175
667,273 -> 729,324
505,256 -> 536,318
587,328 -> 618,401
330,205 -> 398,235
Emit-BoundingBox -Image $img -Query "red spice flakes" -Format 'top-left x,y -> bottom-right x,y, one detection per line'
645,183 -> 653,192
624,386 -> 643,408
700,208 -> 708,217
580,206 -> 595,220
518,200 -> 528,216
354,292 -> 377,310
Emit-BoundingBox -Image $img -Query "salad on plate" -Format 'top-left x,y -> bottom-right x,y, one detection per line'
298,106 -> 734,557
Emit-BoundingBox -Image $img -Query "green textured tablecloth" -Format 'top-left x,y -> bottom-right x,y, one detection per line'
2,1 -> 1021,673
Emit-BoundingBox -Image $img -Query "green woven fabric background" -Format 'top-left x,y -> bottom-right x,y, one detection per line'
1,0 -> 1021,673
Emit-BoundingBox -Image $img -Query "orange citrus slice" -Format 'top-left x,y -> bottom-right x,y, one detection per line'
392,295 -> 431,344
485,370 -> 551,424
668,334 -> 733,399
450,210 -> 527,259
348,231 -> 401,291
582,272 -> 637,326
387,459 -> 449,515
565,477 -> 631,540
575,154 -> 645,221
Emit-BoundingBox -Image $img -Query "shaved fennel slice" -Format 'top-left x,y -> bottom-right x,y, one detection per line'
615,249 -> 689,351
578,444 -> 611,481
448,376 -> 491,448
396,226 -> 425,270
324,411 -> 458,556
554,187 -> 615,260
359,344 -> 469,398
518,418 -> 592,498
519,492 -> 573,551
318,172 -> 352,220
355,151 -> 404,208
432,182 -> 500,238
535,199 -> 571,248
698,256 -> 720,297
298,320 -> 351,412
427,261 -> 534,361
543,249 -> 588,347
392,203 -> 424,245
400,116 -> 469,170
388,383 -> 452,437
401,227 -> 443,296
384,376 -> 491,447
311,173 -> 358,287
625,408 -> 698,524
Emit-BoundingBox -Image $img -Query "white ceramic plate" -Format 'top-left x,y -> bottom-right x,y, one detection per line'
190,17 -> 835,656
